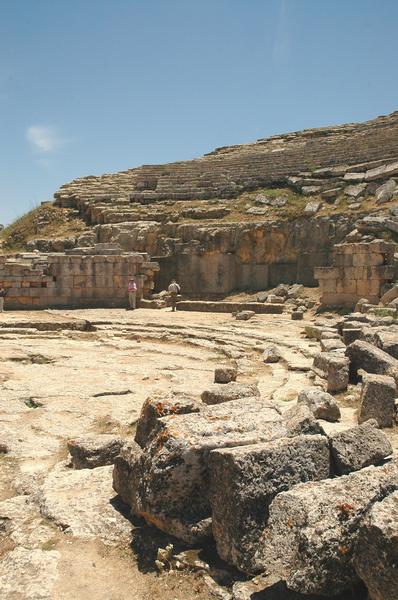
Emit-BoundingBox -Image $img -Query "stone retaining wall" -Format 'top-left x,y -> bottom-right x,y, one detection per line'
315,240 -> 395,307
0,247 -> 158,309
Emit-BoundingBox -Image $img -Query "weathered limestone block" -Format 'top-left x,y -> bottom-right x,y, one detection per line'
354,491 -> 398,600
297,387 -> 341,422
380,284 -> 398,306
345,339 -> 398,381
134,392 -> 202,448
312,352 -> 349,393
112,441 -> 143,508
358,373 -> 396,427
255,462 -> 398,595
375,329 -> 398,359
262,345 -> 282,363
320,338 -> 345,352
283,404 -> 325,436
113,397 -> 326,544
235,310 -> 256,320
67,434 -> 124,469
209,435 -> 330,572
214,365 -> 237,384
342,327 -> 363,346
291,310 -> 303,320
201,382 -> 260,405
330,420 -> 393,474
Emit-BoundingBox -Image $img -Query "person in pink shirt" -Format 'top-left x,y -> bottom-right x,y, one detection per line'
127,278 -> 138,310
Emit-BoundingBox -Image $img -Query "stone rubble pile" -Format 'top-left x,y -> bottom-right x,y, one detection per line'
109,354 -> 397,598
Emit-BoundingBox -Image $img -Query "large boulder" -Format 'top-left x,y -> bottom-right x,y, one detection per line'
330,420 -> 393,474
354,491 -> 398,600
345,340 -> 398,381
209,435 -> 330,572
135,392 -> 202,448
201,382 -> 260,405
312,352 -> 349,393
254,462 -> 398,596
112,397 -> 326,544
358,373 -> 396,428
297,387 -> 341,422
67,434 -> 124,469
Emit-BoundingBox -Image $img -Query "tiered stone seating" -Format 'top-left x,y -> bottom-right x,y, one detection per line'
53,111 -> 398,220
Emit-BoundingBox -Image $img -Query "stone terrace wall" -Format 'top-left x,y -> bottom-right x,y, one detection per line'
53,112 -> 398,210
96,215 -> 356,296
0,248 -> 158,310
315,240 -> 395,307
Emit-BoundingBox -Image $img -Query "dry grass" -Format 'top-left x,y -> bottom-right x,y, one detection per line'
1,204 -> 86,252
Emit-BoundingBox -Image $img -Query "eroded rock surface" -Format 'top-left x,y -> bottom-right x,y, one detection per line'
255,462 -> 398,595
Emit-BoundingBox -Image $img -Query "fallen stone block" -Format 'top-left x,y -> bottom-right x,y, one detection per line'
342,327 -> 362,346
291,311 -> 303,320
209,435 -> 330,572
262,345 -> 282,363
67,434 -> 124,469
320,338 -> 345,352
345,339 -> 398,382
236,310 -> 256,320
113,397 -> 314,544
135,392 -> 202,447
354,490 -> 398,600
330,419 -> 392,474
201,382 -> 260,405
375,329 -> 398,359
358,373 -> 396,427
297,387 -> 341,422
354,298 -> 369,313
214,365 -> 237,384
113,441 -> 143,508
312,352 -> 349,393
255,462 -> 398,595
305,324 -> 338,341
380,284 -> 398,306
283,404 -> 325,436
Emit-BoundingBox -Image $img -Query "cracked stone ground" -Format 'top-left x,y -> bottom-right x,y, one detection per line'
0,307 -> 374,600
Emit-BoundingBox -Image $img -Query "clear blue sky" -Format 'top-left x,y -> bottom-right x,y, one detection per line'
1,0 -> 397,225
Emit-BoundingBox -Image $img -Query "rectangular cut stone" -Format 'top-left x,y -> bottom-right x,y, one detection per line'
113,398 -> 318,544
255,462 -> 398,595
209,435 -> 330,572
358,373 -> 396,427
345,340 -> 398,382
313,352 -> 349,392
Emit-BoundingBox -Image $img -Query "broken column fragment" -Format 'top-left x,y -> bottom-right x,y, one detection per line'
209,434 -> 330,572
254,462 -> 398,596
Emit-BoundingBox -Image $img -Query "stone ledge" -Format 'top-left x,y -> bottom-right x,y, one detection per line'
176,301 -> 285,314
